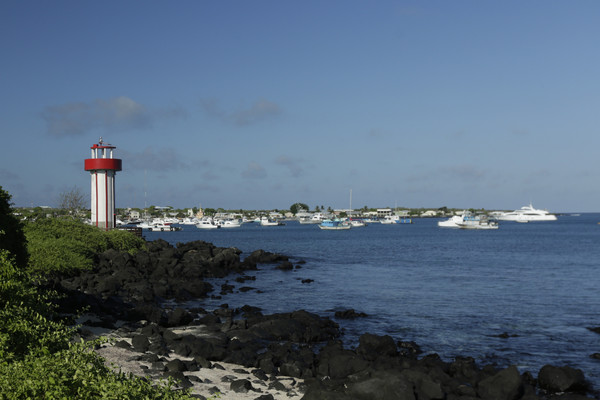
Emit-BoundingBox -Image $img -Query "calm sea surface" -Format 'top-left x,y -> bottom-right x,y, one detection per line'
145,214 -> 600,383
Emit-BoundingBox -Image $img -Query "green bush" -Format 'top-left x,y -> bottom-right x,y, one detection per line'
0,186 -> 28,268
0,340 -> 195,399
0,250 -> 73,362
24,218 -> 146,275
0,251 -> 193,399
105,227 -> 147,254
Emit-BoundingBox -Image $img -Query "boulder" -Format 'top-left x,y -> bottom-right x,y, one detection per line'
538,365 -> 587,393
477,365 -> 523,400
356,333 -> 398,361
230,379 -> 254,393
345,371 -> 416,400
131,334 -> 150,352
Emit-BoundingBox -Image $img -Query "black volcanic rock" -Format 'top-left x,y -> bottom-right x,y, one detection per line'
538,364 -> 589,393
334,309 -> 368,319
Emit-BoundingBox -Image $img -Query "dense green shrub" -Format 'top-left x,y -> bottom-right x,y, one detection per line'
0,339 -> 195,399
0,186 -> 28,268
0,248 -> 192,399
105,227 -> 147,254
0,250 -> 73,363
24,218 -> 145,275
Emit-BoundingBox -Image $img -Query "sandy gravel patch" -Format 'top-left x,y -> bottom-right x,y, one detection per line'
95,340 -> 305,400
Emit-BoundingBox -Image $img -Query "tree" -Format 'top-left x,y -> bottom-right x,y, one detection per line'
0,186 -> 28,268
290,203 -> 309,215
58,186 -> 86,216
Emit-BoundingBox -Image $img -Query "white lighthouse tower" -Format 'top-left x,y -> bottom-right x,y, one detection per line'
84,138 -> 122,230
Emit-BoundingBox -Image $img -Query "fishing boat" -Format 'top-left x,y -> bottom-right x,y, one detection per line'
260,216 -> 285,226
196,219 -> 220,229
142,220 -> 180,232
380,215 -> 412,224
457,214 -> 499,230
318,219 -> 352,230
298,213 -> 326,224
349,219 -> 367,227
217,219 -> 243,228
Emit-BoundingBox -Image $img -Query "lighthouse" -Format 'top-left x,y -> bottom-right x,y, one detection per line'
84,138 -> 122,230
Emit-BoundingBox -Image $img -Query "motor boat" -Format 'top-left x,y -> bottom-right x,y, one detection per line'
457,214 -> 499,230
349,219 -> 367,227
319,219 -> 352,230
217,219 -> 243,228
298,213 -> 326,224
380,215 -> 412,224
438,215 -> 464,228
497,203 -> 557,222
260,216 -> 285,226
196,219 -> 220,229
141,221 -> 180,231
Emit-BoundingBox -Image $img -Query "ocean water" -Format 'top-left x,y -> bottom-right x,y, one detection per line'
145,214 -> 600,383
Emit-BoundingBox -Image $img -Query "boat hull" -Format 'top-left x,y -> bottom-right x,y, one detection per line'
319,225 -> 351,230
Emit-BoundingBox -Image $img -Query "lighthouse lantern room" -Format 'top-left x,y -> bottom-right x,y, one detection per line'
84,138 -> 122,230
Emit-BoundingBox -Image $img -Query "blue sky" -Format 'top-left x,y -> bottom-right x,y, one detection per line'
1,1 -> 599,212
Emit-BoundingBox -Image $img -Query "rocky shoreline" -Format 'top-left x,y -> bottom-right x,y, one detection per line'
50,239 -> 598,399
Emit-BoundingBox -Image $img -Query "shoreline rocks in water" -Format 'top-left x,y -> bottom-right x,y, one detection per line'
52,239 -> 598,399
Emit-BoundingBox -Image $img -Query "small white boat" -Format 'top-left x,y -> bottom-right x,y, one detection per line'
298,213 -> 326,224
457,214 -> 499,230
380,215 -> 413,224
363,218 -> 380,224
438,215 -> 464,228
196,219 -> 220,229
349,219 -> 367,227
217,219 -> 243,228
260,216 -> 285,226
319,219 -> 352,230
144,222 -> 180,231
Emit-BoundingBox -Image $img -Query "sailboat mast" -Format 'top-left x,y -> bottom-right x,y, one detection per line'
349,189 -> 352,211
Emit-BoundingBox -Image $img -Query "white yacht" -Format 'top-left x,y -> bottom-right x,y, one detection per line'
497,203 -> 557,222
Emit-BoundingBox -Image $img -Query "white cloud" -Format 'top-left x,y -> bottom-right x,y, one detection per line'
119,146 -> 189,172
41,96 -> 186,136
275,155 -> 304,177
0,169 -> 19,181
241,162 -> 267,179
201,98 -> 282,126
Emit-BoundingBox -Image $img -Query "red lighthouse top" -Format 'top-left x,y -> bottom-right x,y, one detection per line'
84,137 -> 122,171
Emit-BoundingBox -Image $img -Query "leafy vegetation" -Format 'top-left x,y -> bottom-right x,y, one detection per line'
0,186 -> 195,399
290,202 -> 309,215
24,217 -> 146,275
0,186 -> 28,267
